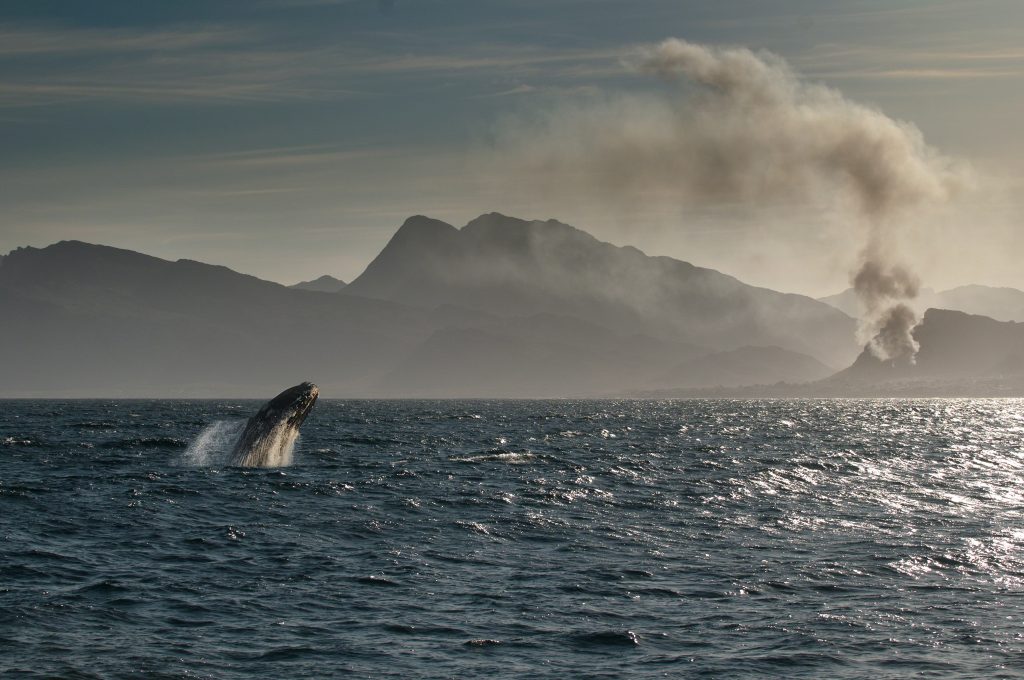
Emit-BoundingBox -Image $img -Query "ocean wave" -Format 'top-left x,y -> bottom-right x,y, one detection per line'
449,450 -> 537,464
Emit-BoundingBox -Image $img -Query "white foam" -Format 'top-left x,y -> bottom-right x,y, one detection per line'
182,420 -> 243,467
258,426 -> 300,468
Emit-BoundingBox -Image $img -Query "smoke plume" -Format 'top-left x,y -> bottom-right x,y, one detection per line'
496,38 -> 969,361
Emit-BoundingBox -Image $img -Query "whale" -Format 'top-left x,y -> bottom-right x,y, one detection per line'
230,382 -> 319,467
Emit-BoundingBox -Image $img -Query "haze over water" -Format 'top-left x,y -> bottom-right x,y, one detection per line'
3,399 -> 1023,678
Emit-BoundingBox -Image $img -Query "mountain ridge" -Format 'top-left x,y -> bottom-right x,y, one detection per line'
3,216 -> 1017,397
346,212 -> 859,368
290,274 -> 347,293
820,285 -> 1024,323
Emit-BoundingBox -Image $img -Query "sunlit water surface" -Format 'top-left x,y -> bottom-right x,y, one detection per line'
3,399 -> 1024,678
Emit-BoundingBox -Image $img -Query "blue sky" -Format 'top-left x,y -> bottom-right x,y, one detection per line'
1,0 -> 1021,293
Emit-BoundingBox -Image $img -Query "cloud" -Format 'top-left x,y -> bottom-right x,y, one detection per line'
795,43 -> 1024,80
194,144 -> 399,168
0,20 -> 622,107
0,24 -> 364,106
0,23 -> 249,56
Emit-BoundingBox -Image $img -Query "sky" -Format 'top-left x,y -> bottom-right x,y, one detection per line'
1,0 -> 1021,295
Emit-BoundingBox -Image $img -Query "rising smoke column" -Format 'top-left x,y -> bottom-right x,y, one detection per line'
501,39 -> 969,361
639,39 -> 971,361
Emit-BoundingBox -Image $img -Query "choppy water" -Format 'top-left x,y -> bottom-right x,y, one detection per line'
3,399 -> 1024,678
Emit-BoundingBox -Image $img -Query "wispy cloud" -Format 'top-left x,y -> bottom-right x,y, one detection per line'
798,42 -> 1024,81
0,26 -> 368,106
0,23 -> 250,56
346,45 -> 624,75
194,144 -> 401,168
0,20 -> 626,107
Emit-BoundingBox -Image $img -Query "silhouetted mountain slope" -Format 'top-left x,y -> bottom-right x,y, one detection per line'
632,310 -> 1024,398
1,215 -> 890,396
820,285 -> 1024,322
0,241 -> 433,396
829,309 -> 1024,388
371,313 -> 706,398
290,275 -> 347,292
0,240 -> 712,396
348,213 -> 858,367
936,285 -> 1024,323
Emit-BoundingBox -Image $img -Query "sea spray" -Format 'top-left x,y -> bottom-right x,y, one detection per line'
182,420 -> 243,466
227,382 -> 318,467
183,419 -> 302,467
256,426 -> 301,468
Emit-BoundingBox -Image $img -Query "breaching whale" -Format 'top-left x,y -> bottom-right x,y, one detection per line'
230,382 -> 319,467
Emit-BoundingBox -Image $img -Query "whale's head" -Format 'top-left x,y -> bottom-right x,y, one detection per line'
265,381 -> 319,428
229,382 -> 319,467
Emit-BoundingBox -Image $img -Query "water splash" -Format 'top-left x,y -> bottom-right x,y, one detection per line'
182,420 -> 243,467
251,425 -> 300,468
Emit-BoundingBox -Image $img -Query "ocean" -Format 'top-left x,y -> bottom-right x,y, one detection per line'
2,399 -> 1023,678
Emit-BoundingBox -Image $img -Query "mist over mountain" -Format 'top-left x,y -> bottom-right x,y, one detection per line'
346,213 -> 859,369
290,275 -> 347,293
2,216 -> 1017,398
820,285 -> 1024,323
372,314 -> 707,398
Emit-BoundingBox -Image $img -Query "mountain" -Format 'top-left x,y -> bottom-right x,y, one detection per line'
818,287 -> 936,319
2,214 -> 935,397
825,309 -> 1024,394
632,309 -> 1024,398
0,235 -> 825,397
0,241 -> 434,397
817,289 -> 859,317
290,274 -> 347,293
819,285 -> 1024,323
346,213 -> 859,368
934,285 -> 1024,323
371,313 -> 707,398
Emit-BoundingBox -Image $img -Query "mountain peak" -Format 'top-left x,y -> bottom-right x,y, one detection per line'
346,211 -> 859,367
463,211 -> 524,230
393,215 -> 459,242
463,212 -> 588,237
290,274 -> 347,293
460,212 -> 602,258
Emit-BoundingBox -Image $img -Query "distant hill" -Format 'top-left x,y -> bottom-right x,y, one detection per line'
0,224 -> 848,397
9,216 -> 1009,397
0,241 -> 432,397
290,274 -> 347,293
819,285 -> 1024,322
370,313 -> 708,398
822,309 -> 1024,395
633,309 -> 1024,398
935,285 -> 1024,323
346,213 -> 858,368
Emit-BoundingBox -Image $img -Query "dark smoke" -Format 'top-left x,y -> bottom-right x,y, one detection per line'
852,258 -> 921,361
